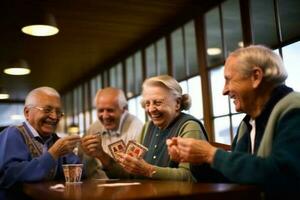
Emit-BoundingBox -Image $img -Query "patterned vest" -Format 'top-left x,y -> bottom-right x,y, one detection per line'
16,125 -> 57,180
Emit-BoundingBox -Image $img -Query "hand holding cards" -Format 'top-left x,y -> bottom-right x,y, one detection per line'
108,139 -> 148,160
108,140 -> 126,160
126,140 -> 148,158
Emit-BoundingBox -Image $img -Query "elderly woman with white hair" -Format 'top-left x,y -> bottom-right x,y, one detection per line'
82,75 -> 207,182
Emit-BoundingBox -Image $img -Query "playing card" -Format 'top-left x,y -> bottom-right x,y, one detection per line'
125,140 -> 148,159
108,139 -> 126,160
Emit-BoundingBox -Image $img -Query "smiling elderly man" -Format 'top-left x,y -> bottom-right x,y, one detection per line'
167,45 -> 300,198
0,87 -> 81,199
80,87 -> 143,179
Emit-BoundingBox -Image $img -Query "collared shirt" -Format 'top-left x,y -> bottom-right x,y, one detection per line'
82,111 -> 143,179
86,111 -> 143,156
101,111 -> 127,137
24,121 -> 54,154
249,119 -> 256,154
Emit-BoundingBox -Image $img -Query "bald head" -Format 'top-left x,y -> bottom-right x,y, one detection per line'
94,87 -> 127,130
94,87 -> 127,109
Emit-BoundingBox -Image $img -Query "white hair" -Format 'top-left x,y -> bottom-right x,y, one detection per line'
141,75 -> 191,110
230,45 -> 288,85
25,87 -> 60,106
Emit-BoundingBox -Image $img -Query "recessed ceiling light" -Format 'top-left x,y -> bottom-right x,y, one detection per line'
238,41 -> 244,47
207,48 -> 222,56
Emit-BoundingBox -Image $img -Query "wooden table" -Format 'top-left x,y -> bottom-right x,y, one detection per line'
22,179 -> 262,200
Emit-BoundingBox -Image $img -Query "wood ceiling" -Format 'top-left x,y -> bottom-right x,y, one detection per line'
0,0 -> 220,101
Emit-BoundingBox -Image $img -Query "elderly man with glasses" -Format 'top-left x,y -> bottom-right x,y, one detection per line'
0,87 -> 81,197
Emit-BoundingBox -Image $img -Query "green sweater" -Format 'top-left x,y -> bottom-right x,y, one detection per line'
105,113 -> 207,182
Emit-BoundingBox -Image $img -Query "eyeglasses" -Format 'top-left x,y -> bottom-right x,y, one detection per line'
31,106 -> 64,118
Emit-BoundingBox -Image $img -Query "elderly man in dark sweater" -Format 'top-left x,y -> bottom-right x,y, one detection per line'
167,45 -> 300,197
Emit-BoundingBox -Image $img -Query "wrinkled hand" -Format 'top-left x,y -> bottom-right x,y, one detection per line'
166,138 -> 181,162
80,134 -> 103,158
117,153 -> 155,177
48,135 -> 81,160
167,137 -> 217,164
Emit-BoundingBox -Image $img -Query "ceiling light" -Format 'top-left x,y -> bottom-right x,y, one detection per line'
21,13 -> 59,37
0,87 -> 9,100
207,48 -> 222,56
4,59 -> 31,75
68,123 -> 80,135
0,94 -> 9,99
127,91 -> 134,98
238,41 -> 244,47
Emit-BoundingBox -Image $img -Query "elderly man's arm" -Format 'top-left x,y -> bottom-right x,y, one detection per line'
0,127 -> 57,189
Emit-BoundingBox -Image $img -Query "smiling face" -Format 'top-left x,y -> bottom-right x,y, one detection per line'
24,92 -> 62,137
222,56 -> 257,114
142,85 -> 180,129
96,92 -> 124,131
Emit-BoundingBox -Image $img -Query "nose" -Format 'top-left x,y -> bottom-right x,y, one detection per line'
147,103 -> 157,112
222,84 -> 229,96
48,110 -> 60,119
99,110 -> 110,119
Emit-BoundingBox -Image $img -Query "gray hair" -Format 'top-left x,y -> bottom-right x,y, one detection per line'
25,87 -> 60,106
94,87 -> 128,109
230,45 -> 288,85
141,75 -> 191,110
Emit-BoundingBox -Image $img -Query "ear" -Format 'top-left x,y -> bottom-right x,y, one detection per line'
24,106 -> 30,120
251,66 -> 263,88
175,98 -> 181,111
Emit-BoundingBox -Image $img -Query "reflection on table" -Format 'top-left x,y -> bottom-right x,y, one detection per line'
22,179 -> 262,200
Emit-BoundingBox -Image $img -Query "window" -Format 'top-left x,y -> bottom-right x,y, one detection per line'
277,0 -> 300,42
205,7 -> 224,67
171,20 -> 199,80
90,74 -> 102,122
282,41 -> 300,92
172,28 -> 185,79
134,51 -> 143,94
109,63 -> 123,90
128,96 -> 145,123
251,0 -> 278,46
126,51 -> 143,99
145,45 -> 156,78
126,57 -> 135,98
145,39 -> 168,78
157,38 -> 168,75
206,0 -> 243,144
0,103 -> 24,127
222,0 -> 243,54
184,21 -> 199,76
179,76 -> 203,119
